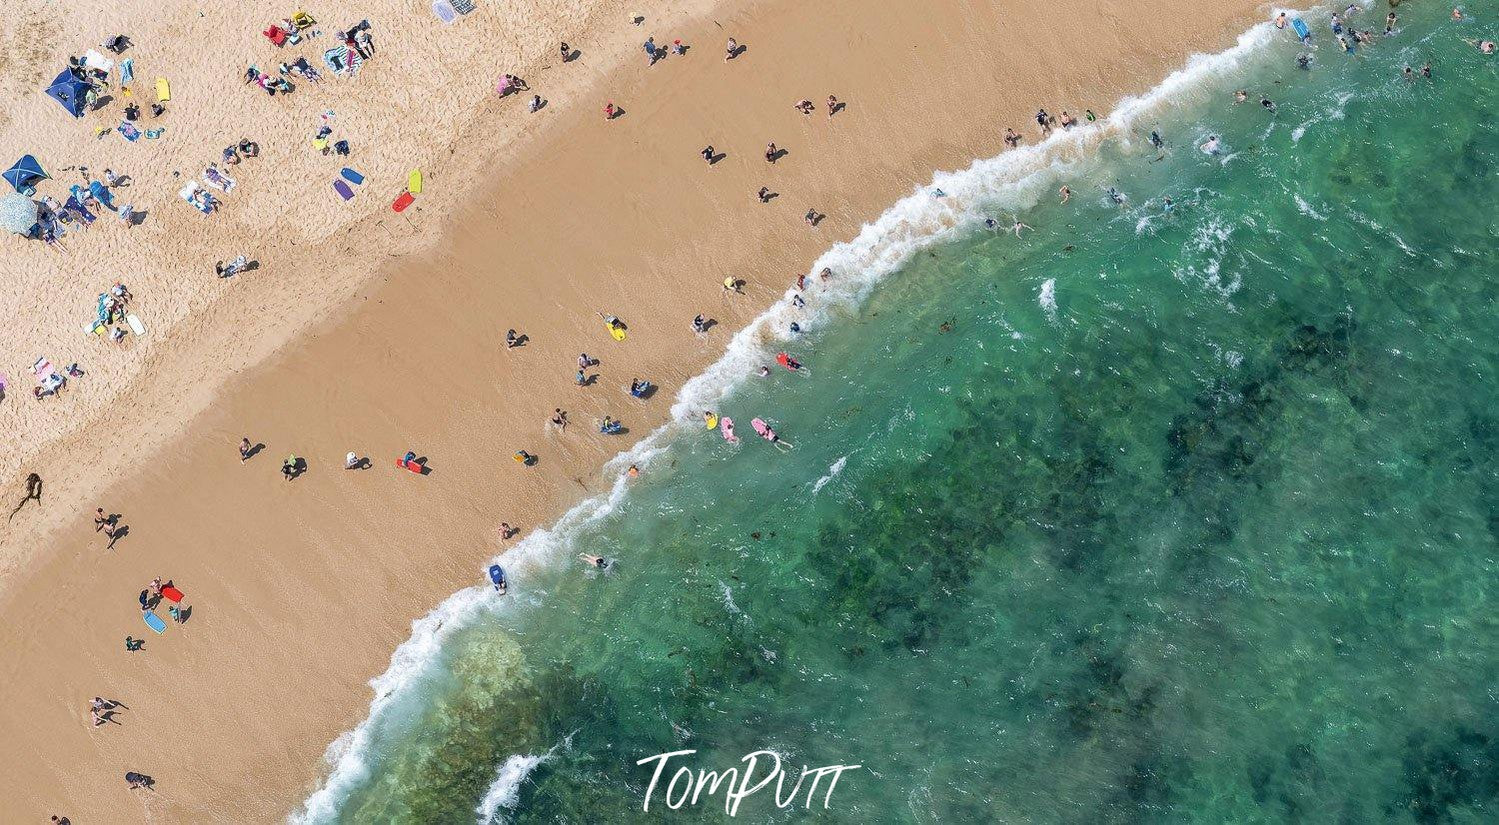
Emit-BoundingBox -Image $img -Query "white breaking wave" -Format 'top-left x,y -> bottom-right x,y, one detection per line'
473,753 -> 545,824
474,735 -> 572,825
1038,279 -> 1058,320
812,454 -> 849,494
292,17 -> 1285,824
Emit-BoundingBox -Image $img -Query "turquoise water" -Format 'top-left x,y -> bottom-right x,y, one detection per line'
314,6 -> 1499,822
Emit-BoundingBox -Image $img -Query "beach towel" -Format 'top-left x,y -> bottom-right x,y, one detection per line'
179,181 -> 213,214
88,180 -> 114,209
82,49 -> 115,73
203,166 -> 236,192
144,128 -> 164,139
32,357 -> 52,379
451,0 -> 476,13
119,58 -> 134,86
432,0 -> 457,24
117,121 -> 141,142
64,196 -> 95,224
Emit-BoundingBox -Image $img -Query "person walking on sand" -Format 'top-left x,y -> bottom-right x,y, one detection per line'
550,408 -> 568,430
725,37 -> 739,61
94,507 -> 112,533
560,41 -> 570,61
1004,127 -> 1020,148
765,143 -> 778,163
1036,108 -> 1052,135
239,437 -> 253,462
604,101 -> 616,120
827,94 -> 839,117
9,472 -> 42,521
757,186 -> 772,203
124,771 -> 153,790
701,145 -> 716,163
282,455 -> 299,481
794,99 -> 814,115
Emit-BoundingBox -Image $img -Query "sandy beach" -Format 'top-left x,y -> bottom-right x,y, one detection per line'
0,0 -> 1268,819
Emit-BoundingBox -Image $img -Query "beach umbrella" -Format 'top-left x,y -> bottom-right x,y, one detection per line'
0,192 -> 40,235
3,155 -> 47,194
44,69 -> 91,117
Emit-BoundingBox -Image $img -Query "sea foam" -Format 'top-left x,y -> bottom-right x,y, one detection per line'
293,17 -> 1285,823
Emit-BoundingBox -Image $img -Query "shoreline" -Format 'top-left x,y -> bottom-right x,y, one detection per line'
0,0 -> 1272,820
305,15 -> 1294,818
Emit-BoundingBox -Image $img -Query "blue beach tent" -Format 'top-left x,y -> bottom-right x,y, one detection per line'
45,69 -> 91,117
4,155 -> 47,194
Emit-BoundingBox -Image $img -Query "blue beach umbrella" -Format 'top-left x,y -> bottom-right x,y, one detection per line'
0,192 -> 40,235
45,69 -> 91,117
3,155 -> 47,194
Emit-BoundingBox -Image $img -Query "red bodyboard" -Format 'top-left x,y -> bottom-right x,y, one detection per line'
396,458 -> 422,473
161,585 -> 185,603
392,191 -> 415,212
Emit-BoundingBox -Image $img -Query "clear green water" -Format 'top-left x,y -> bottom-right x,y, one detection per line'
317,6 -> 1499,823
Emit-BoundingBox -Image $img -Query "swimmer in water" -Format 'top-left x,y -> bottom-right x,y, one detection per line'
757,365 -> 771,377
1296,53 -> 1312,70
1007,216 -> 1031,237
1162,196 -> 1174,212
578,553 -> 608,569
1149,130 -> 1164,149
1200,135 -> 1222,155
1234,89 -> 1248,104
1274,11 -> 1287,29
1106,187 -> 1126,206
1261,97 -> 1277,113
791,294 -> 805,308
984,217 -> 998,230
1059,185 -> 1071,203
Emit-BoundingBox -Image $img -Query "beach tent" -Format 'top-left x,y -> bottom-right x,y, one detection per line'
4,155 -> 47,194
0,192 -> 40,235
45,69 -> 91,117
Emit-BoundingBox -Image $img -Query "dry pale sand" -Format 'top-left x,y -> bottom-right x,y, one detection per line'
0,0 -> 1268,820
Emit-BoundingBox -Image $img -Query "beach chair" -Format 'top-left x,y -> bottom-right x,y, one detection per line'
264,25 -> 288,46
291,11 -> 316,30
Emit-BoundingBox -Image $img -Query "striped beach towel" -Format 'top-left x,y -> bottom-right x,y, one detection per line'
451,0 -> 476,13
